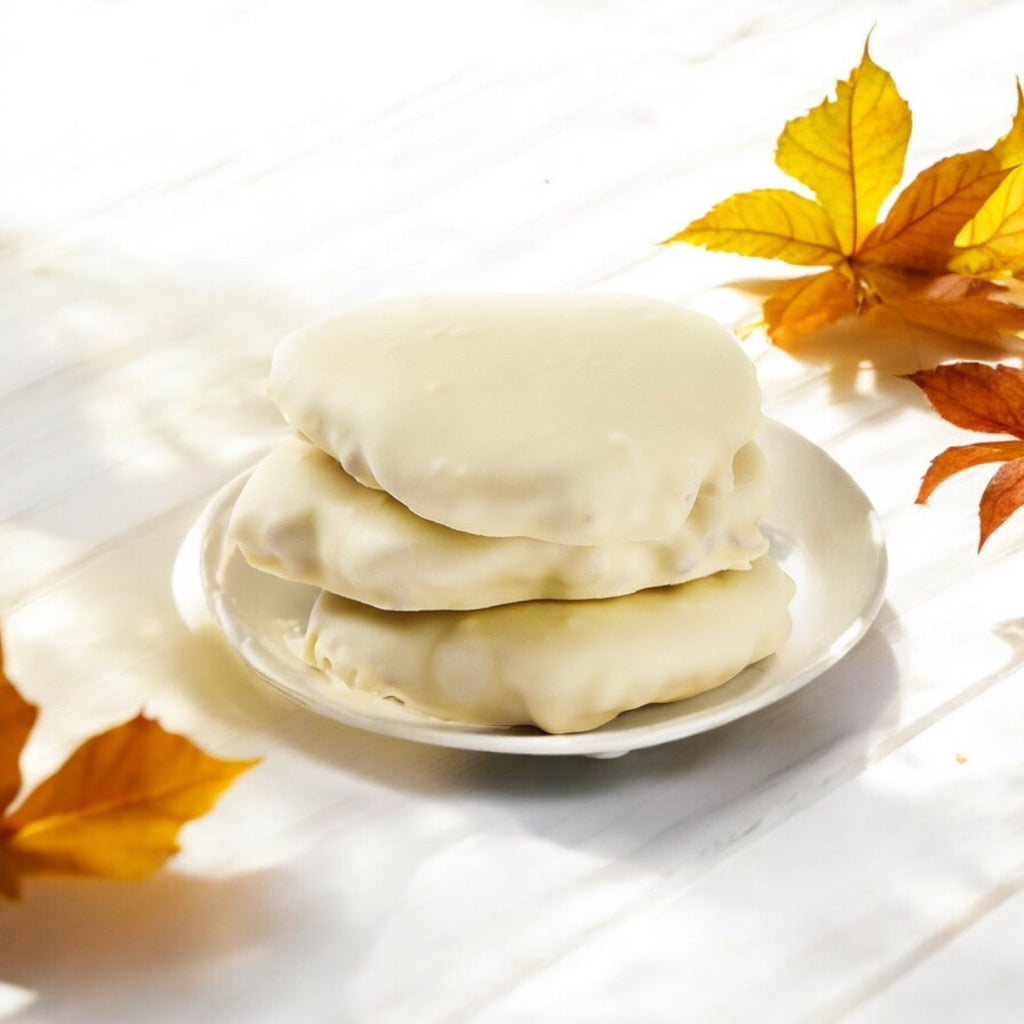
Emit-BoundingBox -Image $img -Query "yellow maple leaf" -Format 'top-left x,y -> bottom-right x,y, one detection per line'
950,169 -> 1024,277
662,188 -> 843,266
774,38 -> 911,254
0,628 -> 257,899
950,81 -> 1024,277
666,38 -> 1024,348
992,79 -> 1024,167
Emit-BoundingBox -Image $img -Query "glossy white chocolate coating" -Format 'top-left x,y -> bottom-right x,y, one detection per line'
269,293 -> 761,544
304,555 -> 794,734
229,435 -> 771,610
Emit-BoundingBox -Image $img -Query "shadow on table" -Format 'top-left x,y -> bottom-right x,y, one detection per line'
0,868 -> 288,1016
174,595 -> 902,877
174,600 -> 899,798
453,610 -> 902,862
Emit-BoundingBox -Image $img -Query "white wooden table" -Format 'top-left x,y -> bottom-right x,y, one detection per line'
4,1 -> 1024,1020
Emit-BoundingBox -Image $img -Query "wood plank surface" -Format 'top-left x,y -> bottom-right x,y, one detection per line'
3,2 -> 1024,1020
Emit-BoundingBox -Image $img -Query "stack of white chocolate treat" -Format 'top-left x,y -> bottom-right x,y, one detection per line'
228,293 -> 794,734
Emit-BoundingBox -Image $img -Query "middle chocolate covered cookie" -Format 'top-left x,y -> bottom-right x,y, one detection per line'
229,434 -> 771,611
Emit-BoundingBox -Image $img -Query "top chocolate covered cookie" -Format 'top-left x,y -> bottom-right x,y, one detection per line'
269,293 -> 761,544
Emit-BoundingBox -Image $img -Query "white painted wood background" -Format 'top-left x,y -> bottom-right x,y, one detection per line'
3,1 -> 1024,1020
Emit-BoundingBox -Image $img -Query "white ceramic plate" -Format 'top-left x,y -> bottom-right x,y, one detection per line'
182,420 -> 887,756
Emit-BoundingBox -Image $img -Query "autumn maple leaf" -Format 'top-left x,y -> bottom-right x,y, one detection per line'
0,635 -> 38,898
0,628 -> 257,899
906,362 -> 1024,549
950,81 -> 1024,278
664,38 -> 1024,348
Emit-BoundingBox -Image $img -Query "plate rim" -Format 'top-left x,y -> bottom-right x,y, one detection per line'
189,419 -> 888,756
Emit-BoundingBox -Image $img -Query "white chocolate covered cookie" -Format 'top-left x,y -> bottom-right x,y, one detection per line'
304,555 -> 794,734
269,293 -> 761,544
229,435 -> 771,610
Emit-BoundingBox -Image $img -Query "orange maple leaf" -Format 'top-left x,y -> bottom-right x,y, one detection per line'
906,362 -> 1024,548
664,38 -> 1024,348
862,266 -> 1024,344
0,635 -> 37,816
0,628 -> 257,899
